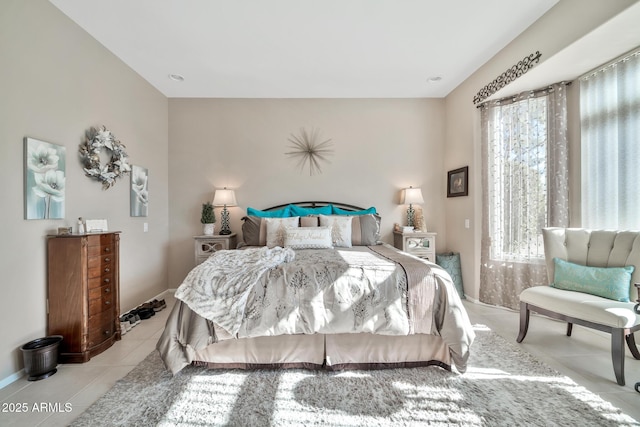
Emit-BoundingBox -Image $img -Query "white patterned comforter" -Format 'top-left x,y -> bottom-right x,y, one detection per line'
175,245 -> 420,338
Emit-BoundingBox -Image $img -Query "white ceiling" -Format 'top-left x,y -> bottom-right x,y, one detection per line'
49,0 -> 561,98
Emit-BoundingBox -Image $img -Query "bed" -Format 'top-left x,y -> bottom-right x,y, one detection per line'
157,202 -> 475,375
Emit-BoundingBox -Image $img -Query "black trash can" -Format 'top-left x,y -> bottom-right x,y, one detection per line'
20,335 -> 63,381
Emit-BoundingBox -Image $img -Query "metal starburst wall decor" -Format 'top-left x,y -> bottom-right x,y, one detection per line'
285,128 -> 334,176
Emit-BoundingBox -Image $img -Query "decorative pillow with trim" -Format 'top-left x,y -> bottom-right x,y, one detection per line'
265,217 -> 300,248
551,257 -> 634,302
247,206 -> 292,218
284,226 -> 332,249
319,215 -> 353,248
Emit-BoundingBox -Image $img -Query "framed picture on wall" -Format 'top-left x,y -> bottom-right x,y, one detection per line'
447,166 -> 468,197
24,137 -> 66,219
130,165 -> 149,217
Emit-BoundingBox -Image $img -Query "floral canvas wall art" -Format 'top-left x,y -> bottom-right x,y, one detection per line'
130,165 -> 148,217
24,137 -> 66,220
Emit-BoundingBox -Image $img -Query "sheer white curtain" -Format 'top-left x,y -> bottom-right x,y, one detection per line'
480,83 -> 569,309
581,49 -> 640,230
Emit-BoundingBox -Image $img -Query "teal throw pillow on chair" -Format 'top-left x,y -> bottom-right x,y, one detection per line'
551,257 -> 634,302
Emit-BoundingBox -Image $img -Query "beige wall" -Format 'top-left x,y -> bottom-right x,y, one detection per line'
0,0 -> 169,383
442,0 -> 636,301
167,98 -> 446,286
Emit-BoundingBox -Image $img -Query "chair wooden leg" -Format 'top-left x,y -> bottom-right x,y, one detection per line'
566,323 -> 573,336
626,332 -> 640,360
516,302 -> 529,343
612,328 -> 626,386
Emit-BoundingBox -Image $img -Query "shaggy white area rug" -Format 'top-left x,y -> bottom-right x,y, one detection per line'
71,327 -> 638,426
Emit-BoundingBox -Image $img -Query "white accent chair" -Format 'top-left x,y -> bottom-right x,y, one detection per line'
517,227 -> 640,385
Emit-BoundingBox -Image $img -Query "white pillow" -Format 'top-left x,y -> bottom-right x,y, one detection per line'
284,226 -> 332,249
265,217 -> 299,248
319,215 -> 353,248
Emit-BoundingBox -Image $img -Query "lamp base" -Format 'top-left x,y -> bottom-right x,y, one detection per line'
406,205 -> 415,227
219,206 -> 232,235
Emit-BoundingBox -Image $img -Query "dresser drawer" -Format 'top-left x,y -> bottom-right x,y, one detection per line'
88,290 -> 115,315
87,233 -> 114,246
88,283 -> 115,300
88,274 -> 114,289
88,316 -> 116,348
88,255 -> 115,278
88,244 -> 115,257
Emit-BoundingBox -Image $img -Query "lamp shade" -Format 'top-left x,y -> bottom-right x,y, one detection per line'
402,187 -> 424,205
212,188 -> 237,206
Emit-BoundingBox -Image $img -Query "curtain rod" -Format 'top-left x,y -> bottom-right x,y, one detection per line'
476,81 -> 572,109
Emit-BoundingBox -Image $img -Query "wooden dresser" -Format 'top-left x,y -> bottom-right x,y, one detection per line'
47,232 -> 121,363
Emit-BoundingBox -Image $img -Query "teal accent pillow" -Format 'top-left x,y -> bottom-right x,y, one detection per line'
332,206 -> 377,215
289,204 -> 333,216
551,258 -> 634,302
246,206 -> 291,218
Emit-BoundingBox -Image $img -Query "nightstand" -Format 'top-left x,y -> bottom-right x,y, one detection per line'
194,233 -> 237,265
393,230 -> 437,262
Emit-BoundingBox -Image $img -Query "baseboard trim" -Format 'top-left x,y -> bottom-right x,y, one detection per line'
122,289 -> 177,314
0,369 -> 25,390
148,289 -> 175,301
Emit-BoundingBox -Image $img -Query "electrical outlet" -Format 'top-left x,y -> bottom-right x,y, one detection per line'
144,222 -> 149,232
465,219 -> 470,229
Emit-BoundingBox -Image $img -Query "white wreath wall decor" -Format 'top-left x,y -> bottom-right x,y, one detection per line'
79,126 -> 131,189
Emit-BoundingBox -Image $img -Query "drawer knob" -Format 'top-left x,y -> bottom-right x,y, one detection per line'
104,287 -> 111,293
104,330 -> 111,336
105,300 -> 111,305
103,278 -> 110,284
104,267 -> 110,273
104,247 -> 111,253
104,257 -> 111,262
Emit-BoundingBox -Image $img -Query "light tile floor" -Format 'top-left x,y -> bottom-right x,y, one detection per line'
1,294 -> 639,426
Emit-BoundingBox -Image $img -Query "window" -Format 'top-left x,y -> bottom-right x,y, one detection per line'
479,83 -> 568,309
580,49 -> 640,230
484,96 -> 549,261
